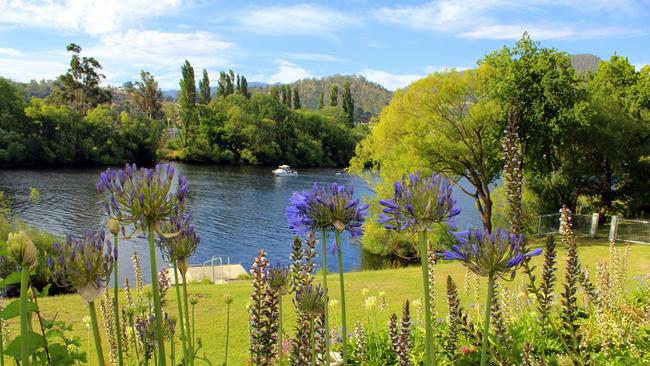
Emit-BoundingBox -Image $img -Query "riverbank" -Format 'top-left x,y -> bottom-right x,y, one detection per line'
8,239 -> 649,365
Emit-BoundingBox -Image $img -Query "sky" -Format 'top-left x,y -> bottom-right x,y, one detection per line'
0,0 -> 649,90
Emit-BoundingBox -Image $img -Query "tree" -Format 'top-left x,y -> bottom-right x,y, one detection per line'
329,85 -> 338,106
318,89 -> 324,109
179,60 -> 197,146
269,86 -> 281,102
342,81 -> 354,127
241,76 -> 250,99
199,69 -> 211,104
131,70 -> 162,119
352,68 -> 503,248
227,70 -> 235,95
51,43 -> 111,114
293,87 -> 301,109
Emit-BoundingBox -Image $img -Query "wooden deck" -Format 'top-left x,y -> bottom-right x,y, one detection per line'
167,264 -> 247,284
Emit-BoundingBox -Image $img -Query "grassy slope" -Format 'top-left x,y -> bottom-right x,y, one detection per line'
7,238 -> 650,365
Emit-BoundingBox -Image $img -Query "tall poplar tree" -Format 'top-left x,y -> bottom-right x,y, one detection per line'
318,89 -> 324,109
293,87 -> 301,109
342,81 -> 354,127
199,69 -> 211,104
241,76 -> 250,98
179,60 -> 197,147
329,84 -> 338,106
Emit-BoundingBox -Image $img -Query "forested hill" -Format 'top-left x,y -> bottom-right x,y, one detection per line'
570,54 -> 601,74
251,75 -> 393,122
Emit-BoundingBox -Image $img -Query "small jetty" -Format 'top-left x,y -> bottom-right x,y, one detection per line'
167,256 -> 247,284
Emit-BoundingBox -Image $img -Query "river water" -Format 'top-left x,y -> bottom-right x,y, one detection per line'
0,163 -> 483,284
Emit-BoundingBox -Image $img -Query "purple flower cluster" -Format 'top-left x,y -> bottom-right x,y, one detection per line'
48,230 -> 115,302
286,182 -> 368,239
158,213 -> 200,262
96,163 -> 188,229
438,228 -> 542,278
379,172 -> 460,232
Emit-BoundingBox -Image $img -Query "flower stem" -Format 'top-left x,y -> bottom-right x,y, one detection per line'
0,313 -> 4,366
88,301 -> 106,366
320,228 -> 330,364
310,318 -> 315,366
181,269 -> 194,366
19,265 -> 31,366
224,302 -> 230,365
278,296 -> 283,366
172,261 -> 189,364
418,230 -> 435,366
114,234 -> 124,366
147,223 -> 167,366
480,273 -> 495,366
335,231 -> 348,366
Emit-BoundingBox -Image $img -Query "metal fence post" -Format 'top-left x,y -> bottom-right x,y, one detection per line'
590,213 -> 599,238
609,215 -> 619,242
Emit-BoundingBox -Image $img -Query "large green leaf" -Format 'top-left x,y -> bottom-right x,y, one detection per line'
0,271 -> 22,287
4,331 -> 46,359
0,299 -> 38,320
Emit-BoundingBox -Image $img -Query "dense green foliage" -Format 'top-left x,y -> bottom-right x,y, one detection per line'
168,91 -> 363,167
354,34 -> 650,256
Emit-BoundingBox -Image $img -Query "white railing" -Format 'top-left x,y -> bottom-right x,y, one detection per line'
610,216 -> 650,244
201,256 -> 231,283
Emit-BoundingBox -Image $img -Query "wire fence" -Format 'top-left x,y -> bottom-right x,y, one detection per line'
614,218 -> 650,244
535,213 -> 592,236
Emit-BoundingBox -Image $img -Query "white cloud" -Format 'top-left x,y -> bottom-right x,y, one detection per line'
267,60 -> 313,84
373,0 -> 647,40
237,4 -> 357,35
460,24 -> 642,40
423,65 -> 471,73
0,47 -> 23,56
86,30 -> 236,88
0,0 -> 182,35
359,69 -> 423,91
286,52 -> 344,62
0,57 -> 68,82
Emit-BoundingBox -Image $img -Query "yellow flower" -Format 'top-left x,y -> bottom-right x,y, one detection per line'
7,230 -> 37,268
364,296 -> 377,310
361,288 -> 370,297
329,299 -> 339,308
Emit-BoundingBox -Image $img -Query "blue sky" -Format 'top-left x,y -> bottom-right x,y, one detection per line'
0,0 -> 649,90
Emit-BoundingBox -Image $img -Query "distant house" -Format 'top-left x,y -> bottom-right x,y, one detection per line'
167,127 -> 180,139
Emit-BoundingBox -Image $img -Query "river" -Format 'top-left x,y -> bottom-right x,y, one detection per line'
0,163 -> 483,284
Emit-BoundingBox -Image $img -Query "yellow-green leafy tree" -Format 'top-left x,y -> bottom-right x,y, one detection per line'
351,67 -> 503,256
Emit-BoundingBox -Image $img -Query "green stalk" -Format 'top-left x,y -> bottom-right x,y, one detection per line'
1,313 -> 4,366
172,261 -> 189,363
181,270 -> 194,366
224,302 -> 230,365
191,301 -> 196,354
278,296 -> 283,366
309,318 -> 315,366
147,224 -> 167,366
480,274 -> 495,366
320,228 -> 330,364
418,230 -> 434,366
334,231 -> 348,366
88,301 -> 106,366
19,265 -> 31,366
113,234 -> 124,366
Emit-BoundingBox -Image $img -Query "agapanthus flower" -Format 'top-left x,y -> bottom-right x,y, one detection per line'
293,284 -> 325,316
286,182 -> 368,240
379,172 -> 460,232
135,311 -> 176,359
268,265 -> 290,295
48,230 -> 115,303
438,228 -> 542,279
96,163 -> 188,231
158,213 -> 200,264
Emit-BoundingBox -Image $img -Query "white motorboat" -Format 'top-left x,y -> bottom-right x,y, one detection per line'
272,164 -> 298,176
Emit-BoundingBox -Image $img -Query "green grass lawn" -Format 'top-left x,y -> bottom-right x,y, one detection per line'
6,237 -> 650,365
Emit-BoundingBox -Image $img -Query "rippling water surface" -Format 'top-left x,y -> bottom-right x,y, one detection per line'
0,163 -> 483,284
